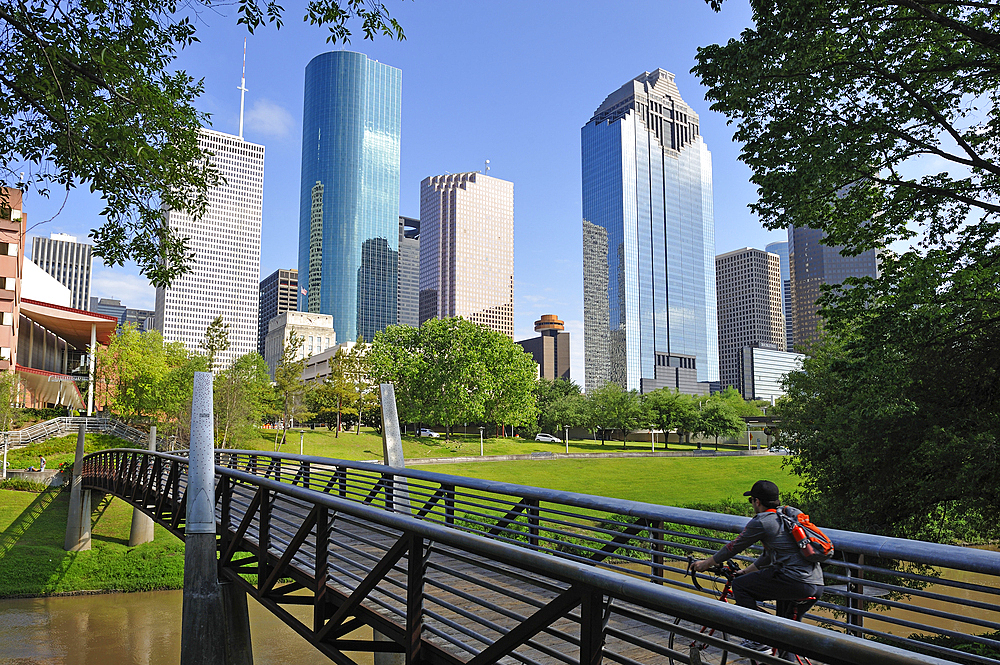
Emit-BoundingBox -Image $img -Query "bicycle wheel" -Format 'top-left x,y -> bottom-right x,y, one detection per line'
668,616 -> 729,665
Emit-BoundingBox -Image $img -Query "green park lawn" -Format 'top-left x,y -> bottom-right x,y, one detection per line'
3,433 -> 135,470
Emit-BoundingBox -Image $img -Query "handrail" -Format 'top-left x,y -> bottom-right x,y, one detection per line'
0,416 -> 149,450
81,448 -> 998,665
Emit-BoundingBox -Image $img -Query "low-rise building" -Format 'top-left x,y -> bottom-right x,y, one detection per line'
263,311 -> 335,379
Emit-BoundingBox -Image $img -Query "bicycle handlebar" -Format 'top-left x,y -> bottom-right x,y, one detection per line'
686,555 -> 740,592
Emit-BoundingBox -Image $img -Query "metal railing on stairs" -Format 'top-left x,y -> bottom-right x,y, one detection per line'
80,448 -> 997,665
1,416 -> 149,450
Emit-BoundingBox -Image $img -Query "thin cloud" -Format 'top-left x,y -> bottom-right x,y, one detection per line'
91,265 -> 155,310
245,99 -> 294,139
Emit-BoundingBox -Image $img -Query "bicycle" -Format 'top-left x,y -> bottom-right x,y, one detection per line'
667,556 -> 817,665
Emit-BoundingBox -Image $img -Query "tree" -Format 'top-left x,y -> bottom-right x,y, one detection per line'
696,0 -> 1000,537
96,324 -> 168,420
587,383 -> 643,446
537,378 -> 582,434
698,394 -> 745,451
215,352 -> 271,448
544,393 -> 588,438
274,331 -> 308,447
369,319 -> 538,440
643,388 -> 697,450
0,0 -> 404,286
200,315 -> 230,373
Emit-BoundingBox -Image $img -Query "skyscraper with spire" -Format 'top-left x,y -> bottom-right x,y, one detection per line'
297,51 -> 401,343
582,69 -> 718,394
153,50 -> 263,369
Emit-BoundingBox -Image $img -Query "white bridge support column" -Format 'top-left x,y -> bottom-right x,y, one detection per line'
63,423 -> 91,551
180,372 -> 253,665
376,383 -> 407,665
128,426 -> 157,547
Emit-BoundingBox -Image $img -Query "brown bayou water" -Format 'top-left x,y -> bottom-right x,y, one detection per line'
0,589 -> 374,665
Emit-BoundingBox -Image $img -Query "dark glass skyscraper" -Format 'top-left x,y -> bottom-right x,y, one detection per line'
298,51 -> 401,342
582,69 -> 718,394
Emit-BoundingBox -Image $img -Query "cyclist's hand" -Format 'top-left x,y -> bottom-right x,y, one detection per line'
690,557 -> 715,573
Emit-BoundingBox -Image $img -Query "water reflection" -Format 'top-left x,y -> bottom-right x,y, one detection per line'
0,589 -> 370,665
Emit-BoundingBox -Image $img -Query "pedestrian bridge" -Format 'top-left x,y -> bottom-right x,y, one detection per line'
80,449 -> 999,665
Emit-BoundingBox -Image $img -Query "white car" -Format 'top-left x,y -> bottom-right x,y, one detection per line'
535,433 -> 561,443
418,428 -> 440,438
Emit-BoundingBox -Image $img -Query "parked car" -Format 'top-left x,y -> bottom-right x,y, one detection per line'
418,428 -> 440,438
535,433 -> 561,443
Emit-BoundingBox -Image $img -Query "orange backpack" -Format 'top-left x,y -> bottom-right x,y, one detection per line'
778,507 -> 835,563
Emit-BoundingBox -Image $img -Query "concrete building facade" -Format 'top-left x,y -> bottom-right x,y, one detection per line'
154,128 -> 264,369
739,344 -> 805,401
263,311 -> 336,379
89,298 -> 154,331
716,247 -> 785,393
788,226 -> 879,347
582,69 -> 718,394
297,51 -> 401,343
765,240 -> 793,353
31,233 -> 92,311
517,314 -> 571,382
419,172 -> 514,338
0,189 -> 24,371
398,216 -> 420,327
259,268 -> 299,356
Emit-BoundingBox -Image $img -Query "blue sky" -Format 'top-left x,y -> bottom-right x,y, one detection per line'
23,0 -> 786,382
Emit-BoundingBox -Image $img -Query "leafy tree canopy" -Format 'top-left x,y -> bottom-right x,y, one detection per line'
0,0 -> 403,286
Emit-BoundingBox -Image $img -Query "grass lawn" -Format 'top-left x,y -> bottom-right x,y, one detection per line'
419,455 -> 799,507
0,488 -> 184,598
240,426 -> 750,461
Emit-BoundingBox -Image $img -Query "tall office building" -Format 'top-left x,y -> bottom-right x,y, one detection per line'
716,248 -> 785,392
31,233 -> 92,311
765,240 -> 793,352
258,268 -> 299,355
517,314 -> 571,381
298,51 -> 401,343
398,216 -> 420,327
154,128 -> 264,369
419,172 -> 514,338
788,226 -> 879,346
582,69 -> 718,394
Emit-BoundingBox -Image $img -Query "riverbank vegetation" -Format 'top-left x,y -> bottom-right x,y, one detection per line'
0,488 -> 183,598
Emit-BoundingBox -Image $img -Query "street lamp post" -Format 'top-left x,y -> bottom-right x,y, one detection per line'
564,425 -> 569,454
479,426 -> 485,457
299,430 -> 305,456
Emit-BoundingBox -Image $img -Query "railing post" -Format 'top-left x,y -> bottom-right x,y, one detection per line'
579,588 -> 605,665
377,383 -> 406,664
526,498 -> 540,549
63,423 -> 91,551
128,426 -> 157,546
847,552 -> 866,637
651,520 -> 664,584
443,483 -> 455,526
406,534 -> 425,665
314,505 -> 330,634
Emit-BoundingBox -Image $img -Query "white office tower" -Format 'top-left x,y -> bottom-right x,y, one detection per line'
154,128 -> 264,369
31,233 -> 92,310
419,172 -> 514,338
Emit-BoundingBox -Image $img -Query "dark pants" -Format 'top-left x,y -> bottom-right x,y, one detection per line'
731,567 -> 821,612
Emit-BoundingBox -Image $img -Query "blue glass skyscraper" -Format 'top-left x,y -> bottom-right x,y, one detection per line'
582,69 -> 718,394
298,51 -> 401,343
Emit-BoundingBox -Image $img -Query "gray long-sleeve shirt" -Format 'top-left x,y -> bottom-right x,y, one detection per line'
712,507 -> 825,586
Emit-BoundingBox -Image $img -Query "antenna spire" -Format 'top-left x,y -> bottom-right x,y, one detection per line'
238,38 -> 248,139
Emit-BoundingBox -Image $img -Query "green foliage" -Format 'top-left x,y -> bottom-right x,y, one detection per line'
696,0 -> 1000,538
274,331 -> 310,444
5,433 -> 139,470
643,388 -> 695,447
0,478 -> 53,492
586,383 -> 643,444
199,315 -> 230,373
1,0 -> 404,286
369,318 -> 538,437
215,352 -> 272,447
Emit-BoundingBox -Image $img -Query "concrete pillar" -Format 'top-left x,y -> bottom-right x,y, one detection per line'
86,323 -> 95,416
128,426 -> 157,547
221,580 -> 253,665
64,423 -> 91,551
376,383 -> 406,665
181,372 -> 227,665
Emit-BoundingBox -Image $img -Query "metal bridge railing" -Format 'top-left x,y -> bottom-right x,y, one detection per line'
0,416 -> 149,450
82,448 -> 995,665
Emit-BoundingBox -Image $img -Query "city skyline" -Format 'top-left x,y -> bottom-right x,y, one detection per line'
19,2 -> 781,383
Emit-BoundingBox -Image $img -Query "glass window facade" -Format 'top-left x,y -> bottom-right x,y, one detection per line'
298,51 -> 401,342
582,69 -> 719,393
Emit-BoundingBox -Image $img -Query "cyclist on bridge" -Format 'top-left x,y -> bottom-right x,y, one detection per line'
690,480 -> 825,647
